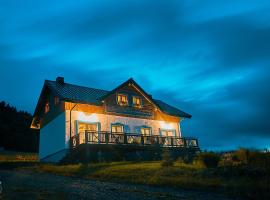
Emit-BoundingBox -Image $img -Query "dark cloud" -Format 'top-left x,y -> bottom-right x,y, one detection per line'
0,0 -> 270,150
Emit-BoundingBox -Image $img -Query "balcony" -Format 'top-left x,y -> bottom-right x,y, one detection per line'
71,131 -> 199,149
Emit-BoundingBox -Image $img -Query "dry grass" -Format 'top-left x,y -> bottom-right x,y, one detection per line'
31,161 -> 270,198
0,150 -> 38,162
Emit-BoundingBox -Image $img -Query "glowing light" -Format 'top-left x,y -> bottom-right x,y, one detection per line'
78,112 -> 98,122
160,121 -> 174,129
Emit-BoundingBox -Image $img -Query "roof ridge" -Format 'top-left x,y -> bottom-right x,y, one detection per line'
46,80 -> 109,93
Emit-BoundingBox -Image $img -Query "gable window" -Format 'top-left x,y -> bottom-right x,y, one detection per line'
44,102 -> 49,114
133,96 -> 142,108
111,124 -> 124,133
117,94 -> 128,106
141,127 -> 151,136
160,129 -> 176,137
54,97 -> 59,105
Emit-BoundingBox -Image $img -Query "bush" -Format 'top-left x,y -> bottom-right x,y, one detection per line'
248,151 -> 270,170
161,150 -> 174,167
234,148 -> 250,164
198,152 -> 220,168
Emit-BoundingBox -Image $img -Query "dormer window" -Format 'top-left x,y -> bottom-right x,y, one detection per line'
133,96 -> 142,108
44,102 -> 49,114
117,94 -> 128,106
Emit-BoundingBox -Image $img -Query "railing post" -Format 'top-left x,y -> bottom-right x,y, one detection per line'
124,134 -> 127,144
171,137 -> 174,147
106,132 -> 109,144
85,130 -> 88,144
183,138 -> 187,148
141,135 -> 144,145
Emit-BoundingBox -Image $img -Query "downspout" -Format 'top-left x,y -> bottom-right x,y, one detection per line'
69,103 -> 78,147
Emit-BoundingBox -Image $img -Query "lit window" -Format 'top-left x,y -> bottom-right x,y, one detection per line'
54,97 -> 59,105
117,94 -> 128,106
133,96 -> 142,108
111,124 -> 124,133
160,130 -> 176,137
44,102 -> 49,113
141,127 -> 151,136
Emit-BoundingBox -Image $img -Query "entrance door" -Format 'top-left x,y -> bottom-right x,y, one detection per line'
77,122 -> 98,143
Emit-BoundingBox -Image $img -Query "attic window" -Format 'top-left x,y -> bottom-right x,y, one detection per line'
44,102 -> 49,114
133,96 -> 142,108
54,97 -> 59,105
117,94 -> 128,106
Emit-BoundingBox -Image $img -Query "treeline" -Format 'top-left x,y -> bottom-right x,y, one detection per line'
0,101 -> 39,152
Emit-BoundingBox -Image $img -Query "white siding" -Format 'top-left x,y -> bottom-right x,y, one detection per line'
65,111 -> 181,142
39,112 -> 66,160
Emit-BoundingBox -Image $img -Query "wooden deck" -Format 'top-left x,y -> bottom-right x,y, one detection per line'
71,131 -> 199,149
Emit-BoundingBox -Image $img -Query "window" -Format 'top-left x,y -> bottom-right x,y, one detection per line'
117,94 -> 128,106
111,124 -> 124,133
160,129 -> 176,137
132,96 -> 142,108
54,97 -> 59,105
141,127 -> 151,136
44,102 -> 49,113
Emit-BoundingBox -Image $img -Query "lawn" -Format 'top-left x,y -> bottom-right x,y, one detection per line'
32,161 -> 269,199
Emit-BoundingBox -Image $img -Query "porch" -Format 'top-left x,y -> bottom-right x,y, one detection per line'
70,131 -> 199,149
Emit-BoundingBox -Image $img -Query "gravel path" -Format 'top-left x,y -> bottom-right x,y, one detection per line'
0,169 -> 235,200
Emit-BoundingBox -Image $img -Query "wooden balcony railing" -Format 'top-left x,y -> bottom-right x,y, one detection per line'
71,131 -> 199,149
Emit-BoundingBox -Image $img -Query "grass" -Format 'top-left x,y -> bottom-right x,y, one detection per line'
0,150 -> 38,162
30,160 -> 270,199
1,149 -> 269,199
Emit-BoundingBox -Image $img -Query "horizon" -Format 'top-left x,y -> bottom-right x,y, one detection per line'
1,0 -> 270,150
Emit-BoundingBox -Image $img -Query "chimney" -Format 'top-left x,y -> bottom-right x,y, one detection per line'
56,76 -> 64,84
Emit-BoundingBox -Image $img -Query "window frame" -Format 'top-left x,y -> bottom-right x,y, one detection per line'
111,123 -> 125,134
140,126 -> 152,136
44,102 -> 50,114
159,129 -> 176,137
54,96 -> 59,105
117,93 -> 128,106
132,95 -> 142,108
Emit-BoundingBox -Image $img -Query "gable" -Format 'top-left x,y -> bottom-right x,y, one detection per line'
103,82 -> 157,118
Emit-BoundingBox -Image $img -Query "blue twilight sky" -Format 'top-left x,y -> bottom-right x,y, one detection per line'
1,0 -> 270,150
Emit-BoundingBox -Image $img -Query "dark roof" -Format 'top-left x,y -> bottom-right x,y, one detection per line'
45,80 -> 109,105
153,99 -> 191,118
44,79 -> 191,118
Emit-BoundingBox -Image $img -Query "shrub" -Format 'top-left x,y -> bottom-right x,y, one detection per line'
198,152 -> 220,168
248,151 -> 270,170
234,148 -> 250,164
161,150 -> 174,167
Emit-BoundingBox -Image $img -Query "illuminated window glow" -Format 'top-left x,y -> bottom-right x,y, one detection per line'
44,102 -> 49,113
133,96 -> 142,108
111,124 -> 124,133
160,129 -> 176,137
141,127 -> 151,135
117,94 -> 128,106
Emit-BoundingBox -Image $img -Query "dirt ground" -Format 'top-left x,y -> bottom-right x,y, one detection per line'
0,169 -> 236,200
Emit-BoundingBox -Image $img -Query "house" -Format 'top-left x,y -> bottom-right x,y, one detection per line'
31,77 -> 198,162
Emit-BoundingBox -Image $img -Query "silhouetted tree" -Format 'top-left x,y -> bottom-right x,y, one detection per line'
0,101 -> 39,152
